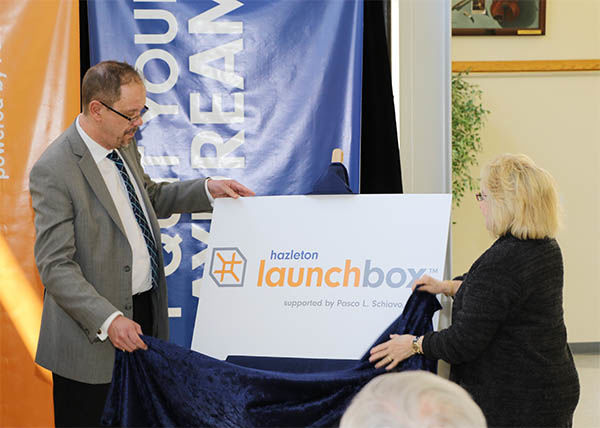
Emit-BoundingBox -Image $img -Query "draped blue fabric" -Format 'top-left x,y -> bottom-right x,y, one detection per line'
309,162 -> 354,195
102,290 -> 441,427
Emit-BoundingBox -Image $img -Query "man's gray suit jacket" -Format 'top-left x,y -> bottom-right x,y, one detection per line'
30,121 -> 212,384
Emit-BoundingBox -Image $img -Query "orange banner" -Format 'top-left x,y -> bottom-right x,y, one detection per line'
0,1 -> 80,426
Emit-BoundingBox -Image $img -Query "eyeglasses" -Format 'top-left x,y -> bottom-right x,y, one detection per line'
99,100 -> 148,123
475,192 -> 488,202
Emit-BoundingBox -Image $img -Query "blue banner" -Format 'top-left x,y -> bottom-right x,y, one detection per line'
88,0 -> 363,347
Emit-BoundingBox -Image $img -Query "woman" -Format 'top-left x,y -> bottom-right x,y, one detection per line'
370,154 -> 579,427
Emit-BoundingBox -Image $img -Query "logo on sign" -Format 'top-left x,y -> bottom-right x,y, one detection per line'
209,247 -> 247,287
256,250 -> 435,289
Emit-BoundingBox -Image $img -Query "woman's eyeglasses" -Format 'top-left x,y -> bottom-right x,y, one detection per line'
475,192 -> 488,202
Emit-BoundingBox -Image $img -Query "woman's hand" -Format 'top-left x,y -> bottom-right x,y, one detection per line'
369,334 -> 415,371
412,274 -> 445,294
412,275 -> 462,297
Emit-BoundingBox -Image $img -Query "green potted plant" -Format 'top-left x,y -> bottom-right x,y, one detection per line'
452,71 -> 489,207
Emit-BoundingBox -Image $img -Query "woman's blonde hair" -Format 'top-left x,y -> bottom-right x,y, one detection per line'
481,153 -> 560,239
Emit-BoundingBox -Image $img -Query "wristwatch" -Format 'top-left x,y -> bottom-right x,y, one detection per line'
412,336 -> 423,355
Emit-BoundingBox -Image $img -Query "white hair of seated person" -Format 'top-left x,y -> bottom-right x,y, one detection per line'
340,371 -> 486,428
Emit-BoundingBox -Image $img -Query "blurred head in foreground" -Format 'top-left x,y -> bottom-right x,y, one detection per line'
340,371 -> 486,428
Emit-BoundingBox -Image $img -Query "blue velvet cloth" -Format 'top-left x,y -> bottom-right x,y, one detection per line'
102,290 -> 441,427
309,162 -> 354,195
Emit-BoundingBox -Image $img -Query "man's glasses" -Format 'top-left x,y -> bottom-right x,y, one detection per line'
475,192 -> 488,202
99,100 -> 148,123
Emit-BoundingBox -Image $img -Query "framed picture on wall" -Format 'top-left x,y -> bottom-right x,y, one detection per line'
452,0 -> 546,35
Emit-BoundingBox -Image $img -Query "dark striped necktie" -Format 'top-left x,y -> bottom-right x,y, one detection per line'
107,150 -> 159,290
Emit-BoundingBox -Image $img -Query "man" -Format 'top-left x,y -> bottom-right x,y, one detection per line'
29,60 -> 254,427
340,371 -> 486,428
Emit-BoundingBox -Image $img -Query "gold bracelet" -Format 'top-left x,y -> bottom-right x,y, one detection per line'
412,335 -> 422,355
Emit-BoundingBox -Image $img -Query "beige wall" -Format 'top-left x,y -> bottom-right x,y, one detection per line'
451,0 -> 600,342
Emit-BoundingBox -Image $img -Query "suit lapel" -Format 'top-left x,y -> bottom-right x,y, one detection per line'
66,123 -> 128,238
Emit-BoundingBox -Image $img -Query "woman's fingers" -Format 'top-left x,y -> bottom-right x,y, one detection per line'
417,285 -> 436,294
369,349 -> 389,363
374,358 -> 390,369
412,274 -> 433,291
370,341 -> 389,355
386,358 -> 400,371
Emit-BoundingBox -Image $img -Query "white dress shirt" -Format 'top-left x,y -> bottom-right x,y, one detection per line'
76,117 -> 215,340
76,116 -> 154,339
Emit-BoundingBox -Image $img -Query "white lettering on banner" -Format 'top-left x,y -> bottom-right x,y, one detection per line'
190,92 -> 244,124
158,213 -> 181,229
188,0 -> 243,34
190,130 -> 245,168
136,49 -> 179,93
156,198 -> 182,317
132,9 -> 180,122
142,155 -> 179,166
152,192 -> 181,233
134,9 -> 178,44
138,146 -> 180,166
191,221 -> 210,270
168,308 -> 182,317
132,2 -> 248,322
189,1 -> 246,169
149,174 -> 182,318
191,213 -> 213,298
143,96 -> 179,123
0,49 -> 7,180
189,39 -> 244,89
0,98 -> 5,179
144,172 -> 183,276
162,233 -> 183,275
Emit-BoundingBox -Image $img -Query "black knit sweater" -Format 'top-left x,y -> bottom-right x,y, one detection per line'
423,234 -> 579,427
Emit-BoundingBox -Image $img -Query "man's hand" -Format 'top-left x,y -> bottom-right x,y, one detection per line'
107,315 -> 148,352
207,179 -> 255,199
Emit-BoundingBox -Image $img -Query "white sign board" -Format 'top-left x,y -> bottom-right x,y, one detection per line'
191,194 -> 451,360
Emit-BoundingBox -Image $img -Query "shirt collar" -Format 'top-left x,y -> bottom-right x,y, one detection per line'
75,115 -> 113,163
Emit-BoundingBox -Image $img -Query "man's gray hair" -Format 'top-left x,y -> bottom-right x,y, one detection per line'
340,371 -> 486,428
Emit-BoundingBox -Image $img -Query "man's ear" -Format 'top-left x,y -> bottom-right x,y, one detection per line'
88,100 -> 104,122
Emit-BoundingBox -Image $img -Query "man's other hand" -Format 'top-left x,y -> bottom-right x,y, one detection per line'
207,179 -> 255,199
107,315 -> 148,352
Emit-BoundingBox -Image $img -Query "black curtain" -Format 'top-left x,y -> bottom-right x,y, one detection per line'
360,0 -> 403,194
79,1 -> 90,94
